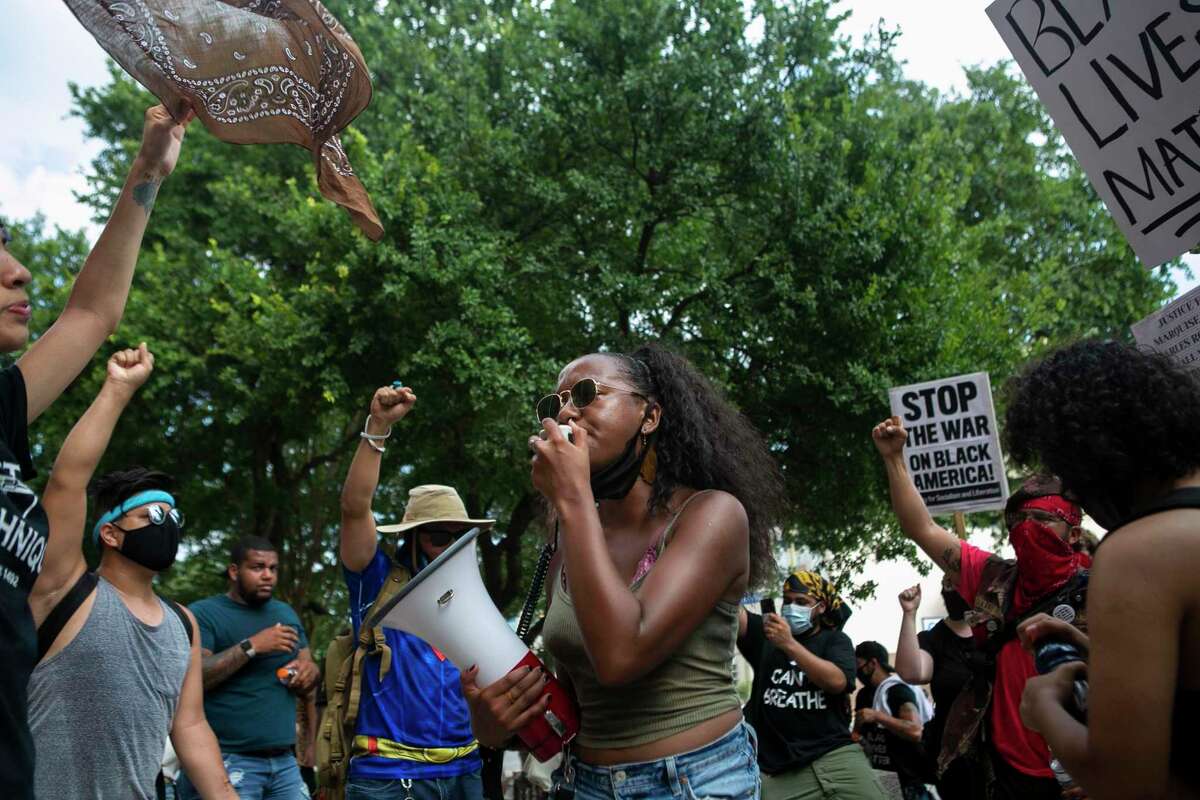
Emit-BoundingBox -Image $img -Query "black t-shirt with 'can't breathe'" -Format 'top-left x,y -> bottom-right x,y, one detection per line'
738,612 -> 857,775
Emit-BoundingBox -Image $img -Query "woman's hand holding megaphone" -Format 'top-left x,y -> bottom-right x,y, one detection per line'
459,663 -> 551,748
529,419 -> 591,507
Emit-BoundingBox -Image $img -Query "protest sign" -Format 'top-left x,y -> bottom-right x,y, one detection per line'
1132,284 -> 1200,370
888,373 -> 1010,514
986,2 -> 1200,268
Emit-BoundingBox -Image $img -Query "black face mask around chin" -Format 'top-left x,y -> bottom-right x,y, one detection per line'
590,427 -> 652,501
117,518 -> 182,572
942,588 -> 971,621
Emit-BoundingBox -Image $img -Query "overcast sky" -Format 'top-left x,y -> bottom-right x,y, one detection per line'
1,0 -> 1194,293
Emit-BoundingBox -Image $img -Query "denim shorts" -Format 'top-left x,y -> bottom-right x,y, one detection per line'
554,721 -> 760,800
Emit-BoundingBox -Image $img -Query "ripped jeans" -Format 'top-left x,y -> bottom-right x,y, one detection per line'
176,752 -> 309,800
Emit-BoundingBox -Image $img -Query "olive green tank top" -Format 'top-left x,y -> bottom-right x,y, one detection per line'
542,491 -> 742,749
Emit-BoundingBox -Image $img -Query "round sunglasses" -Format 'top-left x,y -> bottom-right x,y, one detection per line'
535,378 -> 647,423
115,504 -> 185,531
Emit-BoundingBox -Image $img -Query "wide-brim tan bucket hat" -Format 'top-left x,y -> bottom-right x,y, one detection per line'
377,484 -> 495,534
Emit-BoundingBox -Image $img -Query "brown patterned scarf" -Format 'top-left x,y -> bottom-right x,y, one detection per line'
63,0 -> 383,240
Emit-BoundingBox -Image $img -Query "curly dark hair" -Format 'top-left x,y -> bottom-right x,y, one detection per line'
605,342 -> 785,589
1004,339 -> 1200,510
90,467 -> 175,518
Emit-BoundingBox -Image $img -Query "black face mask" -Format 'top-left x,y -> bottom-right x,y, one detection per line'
1074,489 -> 1131,532
590,426 -> 652,501
117,518 -> 181,572
942,588 -> 971,621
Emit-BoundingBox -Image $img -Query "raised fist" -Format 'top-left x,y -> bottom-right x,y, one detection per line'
871,415 -> 908,459
105,343 -> 154,392
898,584 -> 922,613
369,383 -> 417,427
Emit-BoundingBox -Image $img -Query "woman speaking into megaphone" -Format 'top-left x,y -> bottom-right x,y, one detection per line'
461,343 -> 784,800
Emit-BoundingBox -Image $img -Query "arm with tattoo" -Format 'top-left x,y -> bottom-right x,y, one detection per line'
200,645 -> 251,691
16,105 -> 192,423
873,417 -> 964,579
882,451 -> 963,581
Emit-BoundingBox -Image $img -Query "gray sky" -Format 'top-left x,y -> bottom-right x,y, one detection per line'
2,0 -> 1194,292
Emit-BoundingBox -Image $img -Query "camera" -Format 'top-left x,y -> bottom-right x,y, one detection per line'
1034,639 -> 1089,722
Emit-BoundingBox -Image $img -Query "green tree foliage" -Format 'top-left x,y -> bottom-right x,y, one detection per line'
7,0 -> 1174,642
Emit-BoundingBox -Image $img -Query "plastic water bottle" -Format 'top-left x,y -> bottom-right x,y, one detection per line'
1050,757 -> 1075,791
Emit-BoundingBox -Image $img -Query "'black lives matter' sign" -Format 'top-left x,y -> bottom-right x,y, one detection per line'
888,373 -> 1010,515
987,2 -> 1200,268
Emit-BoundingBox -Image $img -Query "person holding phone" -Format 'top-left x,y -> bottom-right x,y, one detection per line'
739,570 -> 885,800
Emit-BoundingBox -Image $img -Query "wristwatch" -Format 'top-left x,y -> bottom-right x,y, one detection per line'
240,639 -> 256,659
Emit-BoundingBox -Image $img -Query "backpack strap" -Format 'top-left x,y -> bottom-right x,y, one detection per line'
37,570 -> 98,662
163,598 -> 196,646
344,562 -> 410,729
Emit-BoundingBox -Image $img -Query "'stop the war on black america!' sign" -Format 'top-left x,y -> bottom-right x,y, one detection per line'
987,1 -> 1200,268
888,373 -> 1010,515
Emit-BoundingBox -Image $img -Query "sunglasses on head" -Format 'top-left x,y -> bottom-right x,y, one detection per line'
535,378 -> 647,423
116,504 -> 184,531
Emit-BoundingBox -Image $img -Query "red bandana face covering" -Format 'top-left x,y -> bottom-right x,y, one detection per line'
1008,495 -> 1081,613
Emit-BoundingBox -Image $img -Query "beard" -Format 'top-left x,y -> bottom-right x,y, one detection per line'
236,577 -> 273,607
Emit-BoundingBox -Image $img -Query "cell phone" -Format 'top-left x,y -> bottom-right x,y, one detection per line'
760,598 -> 776,616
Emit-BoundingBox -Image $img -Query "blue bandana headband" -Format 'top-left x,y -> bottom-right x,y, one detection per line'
92,490 -> 176,545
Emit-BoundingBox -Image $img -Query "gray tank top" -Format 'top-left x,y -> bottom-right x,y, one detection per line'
28,576 -> 191,800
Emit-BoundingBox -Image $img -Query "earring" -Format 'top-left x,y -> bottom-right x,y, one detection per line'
640,437 -> 657,484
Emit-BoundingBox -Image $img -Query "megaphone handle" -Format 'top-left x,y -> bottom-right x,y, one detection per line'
517,526 -> 558,644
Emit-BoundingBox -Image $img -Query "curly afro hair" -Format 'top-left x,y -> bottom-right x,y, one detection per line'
1004,339 -> 1200,512
604,342 -> 785,590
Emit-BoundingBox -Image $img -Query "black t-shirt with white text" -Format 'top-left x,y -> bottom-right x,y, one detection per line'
738,613 -> 856,775
856,681 -> 928,785
0,364 -> 49,800
917,620 -> 975,759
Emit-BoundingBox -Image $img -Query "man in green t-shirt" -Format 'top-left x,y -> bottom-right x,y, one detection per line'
178,537 -> 320,800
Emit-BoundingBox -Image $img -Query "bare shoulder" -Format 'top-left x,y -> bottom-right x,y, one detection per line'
1094,509 -> 1200,595
671,489 -> 749,540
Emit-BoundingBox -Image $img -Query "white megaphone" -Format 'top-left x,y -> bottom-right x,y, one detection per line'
366,528 -> 578,761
